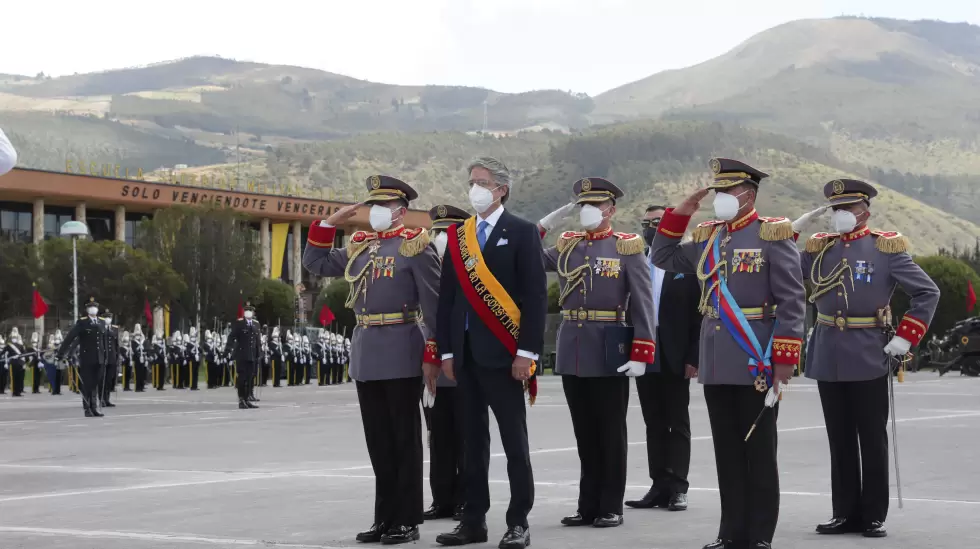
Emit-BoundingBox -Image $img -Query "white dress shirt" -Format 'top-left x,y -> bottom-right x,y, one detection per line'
0,128 -> 17,177
649,252 -> 666,333
441,206 -> 539,362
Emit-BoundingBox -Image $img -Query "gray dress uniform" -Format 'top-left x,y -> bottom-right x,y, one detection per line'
541,176 -> 655,524
651,158 -> 806,548
802,179 -> 940,536
302,175 -> 440,536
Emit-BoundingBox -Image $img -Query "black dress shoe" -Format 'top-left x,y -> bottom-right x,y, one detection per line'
92,409 -> 104,417
436,522 -> 489,546
424,503 -> 454,520
105,402 -> 116,407
498,526 -> 529,549
668,493 -> 688,511
380,525 -> 420,545
238,400 -> 248,409
593,514 -> 623,528
246,401 -> 259,409
702,539 -> 734,549
355,523 -> 387,543
862,521 -> 887,538
560,512 -> 594,526
624,487 -> 670,509
816,517 -> 862,534
123,387 -> 131,391
84,409 -> 94,417
749,542 -> 772,549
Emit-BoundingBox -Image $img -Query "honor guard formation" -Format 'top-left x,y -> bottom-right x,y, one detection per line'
0,145 -> 947,549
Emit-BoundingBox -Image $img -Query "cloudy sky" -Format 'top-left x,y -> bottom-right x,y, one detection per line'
4,0 -> 978,95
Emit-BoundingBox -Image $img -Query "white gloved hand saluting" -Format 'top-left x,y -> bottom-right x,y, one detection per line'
0,128 -> 17,177
791,205 -> 829,233
539,202 -> 576,232
884,335 -> 912,357
616,360 -> 647,377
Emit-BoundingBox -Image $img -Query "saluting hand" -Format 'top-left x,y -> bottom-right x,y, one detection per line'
672,187 -> 710,217
325,202 -> 365,226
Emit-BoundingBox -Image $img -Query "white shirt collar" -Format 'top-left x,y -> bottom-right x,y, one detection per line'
477,206 -> 505,228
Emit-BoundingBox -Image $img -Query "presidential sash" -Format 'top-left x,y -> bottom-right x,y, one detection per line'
701,227 -> 775,390
447,217 -> 522,356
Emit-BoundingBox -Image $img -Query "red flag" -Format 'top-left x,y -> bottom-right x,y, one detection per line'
31,287 -> 48,319
144,298 -> 153,327
237,300 -> 245,319
318,304 -> 335,327
968,280 -> 977,313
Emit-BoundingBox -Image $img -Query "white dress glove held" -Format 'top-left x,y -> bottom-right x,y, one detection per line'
883,336 -> 912,357
616,360 -> 647,377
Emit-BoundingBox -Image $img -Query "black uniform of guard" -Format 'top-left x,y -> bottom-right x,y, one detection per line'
101,310 -> 120,408
57,297 -> 108,417
225,302 -> 263,409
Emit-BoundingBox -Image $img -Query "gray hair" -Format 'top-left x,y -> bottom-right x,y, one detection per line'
467,157 -> 512,188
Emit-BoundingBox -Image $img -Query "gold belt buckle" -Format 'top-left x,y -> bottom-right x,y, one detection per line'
577,308 -> 587,321
834,316 -> 846,331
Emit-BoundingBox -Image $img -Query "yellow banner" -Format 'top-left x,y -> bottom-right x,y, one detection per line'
164,305 -> 170,338
271,223 -> 290,279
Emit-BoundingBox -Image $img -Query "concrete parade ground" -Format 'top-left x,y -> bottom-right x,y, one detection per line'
0,372 -> 978,549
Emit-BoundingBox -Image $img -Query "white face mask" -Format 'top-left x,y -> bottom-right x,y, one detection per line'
579,204 -> 607,230
87,307 -> 99,316
712,191 -> 746,221
369,205 -> 397,232
433,231 -> 448,257
244,310 -> 254,320
469,184 -> 499,214
831,210 -> 859,233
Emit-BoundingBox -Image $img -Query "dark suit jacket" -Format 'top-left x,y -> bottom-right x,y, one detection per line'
58,317 -> 107,367
655,269 -> 702,376
436,209 -> 548,368
104,326 -> 120,367
225,319 -> 262,363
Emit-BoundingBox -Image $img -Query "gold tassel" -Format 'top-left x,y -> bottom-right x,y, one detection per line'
692,224 -> 716,243
759,218 -> 794,242
399,228 -> 430,257
557,233 -> 581,254
874,232 -> 909,254
805,234 -> 836,253
615,234 -> 644,255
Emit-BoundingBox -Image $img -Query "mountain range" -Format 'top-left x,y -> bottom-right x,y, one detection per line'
2,16 -> 979,253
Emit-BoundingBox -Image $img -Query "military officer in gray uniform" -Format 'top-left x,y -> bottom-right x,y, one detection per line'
303,175 -> 442,546
537,177 -> 654,528
795,179 -> 940,539
651,158 -> 806,549
57,297 -> 108,418
423,204 -> 470,522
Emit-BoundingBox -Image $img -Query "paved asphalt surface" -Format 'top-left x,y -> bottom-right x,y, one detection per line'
0,372 -> 978,549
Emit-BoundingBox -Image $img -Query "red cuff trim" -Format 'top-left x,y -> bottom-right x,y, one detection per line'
897,315 -> 927,346
772,337 -> 802,366
424,339 -> 439,365
657,208 -> 691,238
793,231 -> 801,242
630,338 -> 656,363
307,222 -> 336,248
538,226 -> 547,239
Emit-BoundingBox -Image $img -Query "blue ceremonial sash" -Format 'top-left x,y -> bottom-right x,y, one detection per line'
702,229 -> 775,387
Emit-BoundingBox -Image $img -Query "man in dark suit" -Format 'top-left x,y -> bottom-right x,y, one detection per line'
433,157 -> 547,549
626,205 -> 702,512
57,297 -> 108,417
225,302 -> 263,410
100,309 -> 120,408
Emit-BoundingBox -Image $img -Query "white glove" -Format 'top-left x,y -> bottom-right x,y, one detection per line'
791,205 -> 829,233
539,202 -> 576,231
884,336 -> 912,357
422,388 -> 436,408
616,360 -> 647,377
764,383 -> 781,407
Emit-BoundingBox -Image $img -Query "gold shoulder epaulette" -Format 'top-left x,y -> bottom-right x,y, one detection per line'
556,231 -> 585,254
614,232 -> 644,255
347,230 -> 376,258
872,230 -> 909,254
759,217 -> 794,242
399,227 -> 430,257
805,232 -> 839,253
692,220 -> 724,243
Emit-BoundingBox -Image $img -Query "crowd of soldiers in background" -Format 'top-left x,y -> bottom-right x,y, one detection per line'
0,323 -> 352,397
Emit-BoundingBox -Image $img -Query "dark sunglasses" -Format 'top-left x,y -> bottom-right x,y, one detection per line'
640,219 -> 662,228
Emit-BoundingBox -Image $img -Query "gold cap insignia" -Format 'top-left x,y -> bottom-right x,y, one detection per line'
581,178 -> 592,192
963,336 -> 970,345
710,158 -> 721,174
89,297 -> 95,303
369,175 -> 381,189
832,180 -> 845,195
437,205 -> 447,218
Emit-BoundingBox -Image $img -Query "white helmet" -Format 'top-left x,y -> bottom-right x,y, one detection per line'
272,326 -> 281,338
9,327 -> 21,345
121,331 -> 131,345
53,330 -> 64,345
133,323 -> 144,337
31,331 -> 40,346
183,333 -> 191,344
46,334 -> 56,349
171,330 -> 182,344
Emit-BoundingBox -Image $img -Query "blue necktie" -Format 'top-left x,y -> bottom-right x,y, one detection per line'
467,221 -> 491,330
